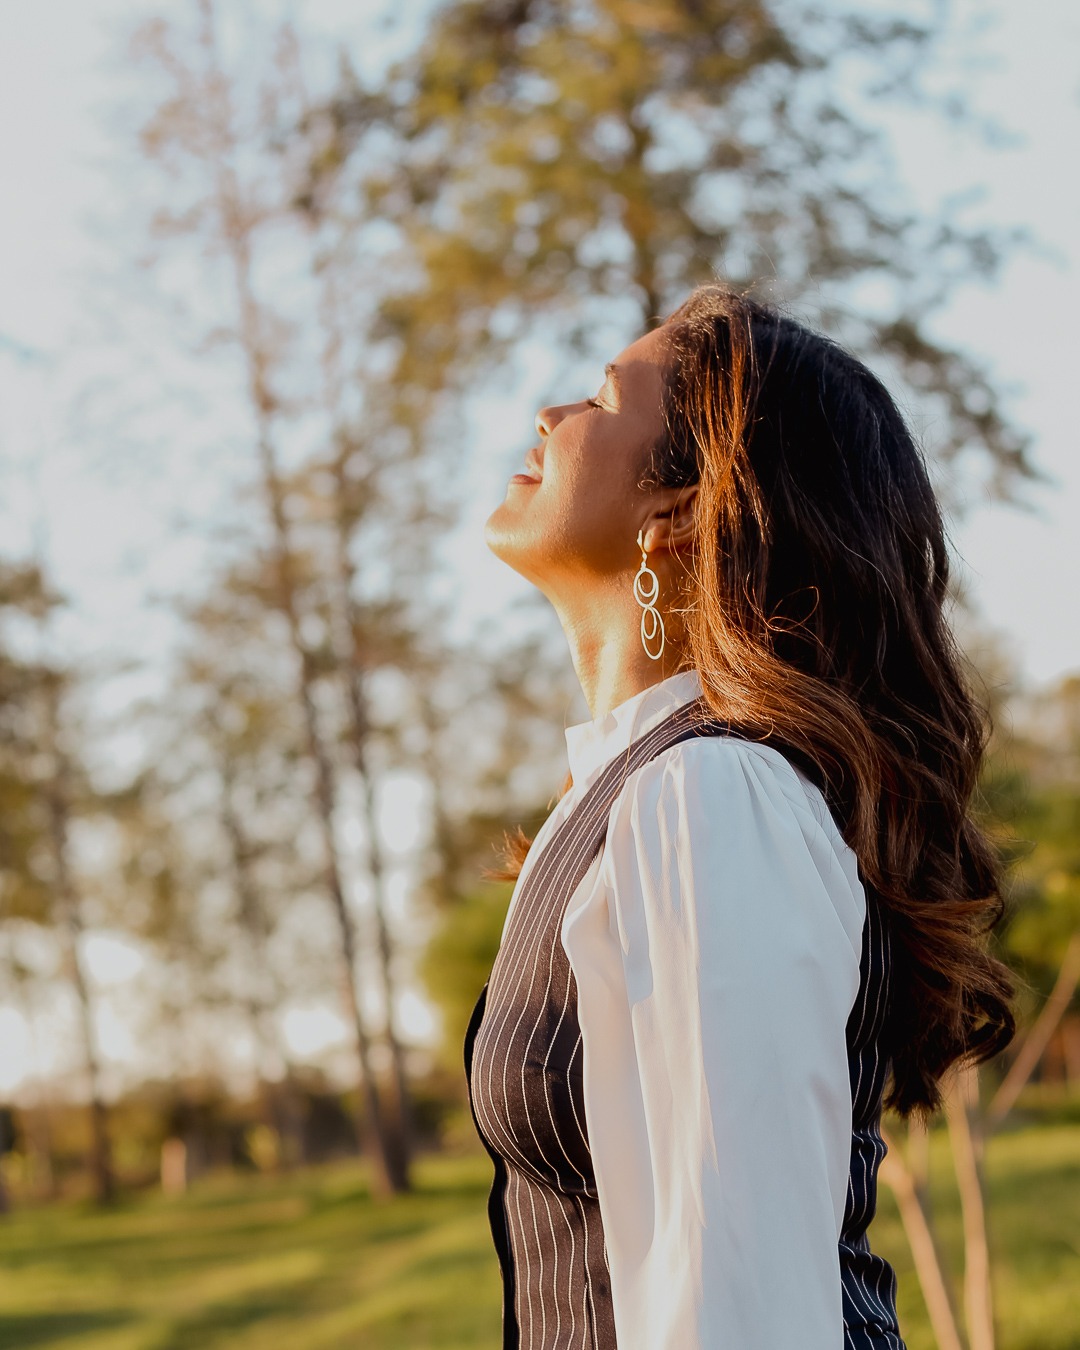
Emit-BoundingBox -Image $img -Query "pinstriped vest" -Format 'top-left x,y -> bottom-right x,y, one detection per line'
464,697 -> 906,1350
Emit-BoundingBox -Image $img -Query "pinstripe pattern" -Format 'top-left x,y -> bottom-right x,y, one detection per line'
464,697 -> 906,1349
465,698 -> 726,1350
841,882 -> 907,1348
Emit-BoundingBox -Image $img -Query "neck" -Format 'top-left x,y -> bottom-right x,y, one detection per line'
551,575 -> 693,720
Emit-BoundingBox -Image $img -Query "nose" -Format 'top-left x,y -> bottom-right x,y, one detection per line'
535,405 -> 559,439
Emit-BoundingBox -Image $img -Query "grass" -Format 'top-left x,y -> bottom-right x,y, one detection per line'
0,1154 -> 501,1350
876,1118 -> 1080,1350
0,1117 -> 1077,1349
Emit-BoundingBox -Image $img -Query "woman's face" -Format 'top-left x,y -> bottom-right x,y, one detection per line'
485,323 -> 672,595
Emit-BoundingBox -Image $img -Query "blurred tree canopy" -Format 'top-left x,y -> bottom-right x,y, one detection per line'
2,0 -> 1077,1213
994,677 -> 1080,983
0,564 -> 56,928
303,0 -> 1040,509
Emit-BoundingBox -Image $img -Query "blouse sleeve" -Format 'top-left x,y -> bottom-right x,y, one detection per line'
563,736 -> 866,1350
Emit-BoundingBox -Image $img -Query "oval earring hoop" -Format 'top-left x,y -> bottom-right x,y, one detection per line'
633,529 -> 666,661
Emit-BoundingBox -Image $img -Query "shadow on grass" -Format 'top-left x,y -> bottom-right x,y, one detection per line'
147,1275 -> 333,1350
0,1311 -> 134,1348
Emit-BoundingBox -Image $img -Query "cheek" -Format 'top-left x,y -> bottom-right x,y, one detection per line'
551,442 -> 643,555
555,425 -> 642,501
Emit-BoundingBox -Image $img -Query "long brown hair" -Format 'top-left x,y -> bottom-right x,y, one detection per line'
499,283 -> 1015,1120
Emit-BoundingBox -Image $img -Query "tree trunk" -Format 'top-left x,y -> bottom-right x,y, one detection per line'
879,1122 -> 966,1350
220,194 -> 406,1197
24,1097 -> 58,1202
146,0 -> 408,1194
907,1109 -> 931,1200
947,1064 -> 996,1350
987,929 -> 1080,1124
353,737 -> 416,1168
7,958 -> 59,1200
244,366 -> 406,1196
219,750 -> 302,1170
45,773 -> 114,1205
314,256 -> 418,1173
331,461 -> 418,1172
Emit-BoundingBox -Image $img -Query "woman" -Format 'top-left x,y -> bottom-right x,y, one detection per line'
464,283 -> 1015,1350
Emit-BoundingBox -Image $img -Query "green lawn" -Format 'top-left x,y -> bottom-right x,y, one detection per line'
0,1118 -> 1077,1349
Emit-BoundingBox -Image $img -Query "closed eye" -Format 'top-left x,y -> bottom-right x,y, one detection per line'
585,396 -> 604,409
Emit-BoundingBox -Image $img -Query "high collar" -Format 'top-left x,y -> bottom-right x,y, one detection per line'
563,669 -> 704,787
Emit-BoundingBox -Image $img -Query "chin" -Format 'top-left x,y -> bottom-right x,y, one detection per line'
484,502 -> 523,562
484,503 -> 546,585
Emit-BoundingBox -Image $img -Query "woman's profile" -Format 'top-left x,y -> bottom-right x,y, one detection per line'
464,283 -> 1016,1349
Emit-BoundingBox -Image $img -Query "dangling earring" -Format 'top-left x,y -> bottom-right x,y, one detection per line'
634,528 -> 666,661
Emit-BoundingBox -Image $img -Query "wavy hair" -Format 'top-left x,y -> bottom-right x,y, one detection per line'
497,283 -> 1016,1119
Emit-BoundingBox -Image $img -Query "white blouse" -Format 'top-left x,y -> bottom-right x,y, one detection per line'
497,668 -> 867,1349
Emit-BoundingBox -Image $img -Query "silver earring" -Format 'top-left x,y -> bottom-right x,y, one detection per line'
634,529 -> 666,661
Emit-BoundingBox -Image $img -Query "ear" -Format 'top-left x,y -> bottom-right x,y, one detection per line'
642,485 -> 699,555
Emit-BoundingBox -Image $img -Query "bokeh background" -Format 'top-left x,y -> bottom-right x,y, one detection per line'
0,1 -> 1078,1347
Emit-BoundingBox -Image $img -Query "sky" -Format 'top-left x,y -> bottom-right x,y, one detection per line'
1,0 -> 1079,1094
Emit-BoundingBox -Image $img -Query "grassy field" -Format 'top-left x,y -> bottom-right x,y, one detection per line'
0,1116 -> 1077,1350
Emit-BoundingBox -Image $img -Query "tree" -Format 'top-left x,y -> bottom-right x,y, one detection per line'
128,0 -> 446,1194
0,938 -> 59,1201
985,673 -> 1080,1117
309,0 -> 1042,513
874,641 -> 1080,1350
163,576 -> 328,1163
0,564 -> 115,1203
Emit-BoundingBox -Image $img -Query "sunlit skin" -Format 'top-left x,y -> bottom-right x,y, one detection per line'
485,324 -> 699,721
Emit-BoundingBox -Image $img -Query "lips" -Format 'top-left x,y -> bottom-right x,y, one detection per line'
522,448 -> 544,481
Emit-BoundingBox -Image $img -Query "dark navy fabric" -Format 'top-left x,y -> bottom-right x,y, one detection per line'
840,884 -> 908,1348
464,698 -> 906,1348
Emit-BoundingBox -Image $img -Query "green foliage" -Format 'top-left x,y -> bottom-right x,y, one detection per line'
309,0 -> 1041,508
999,781 -> 1080,1009
418,881 -> 513,1076
976,674 -> 1080,1016
0,562 -> 64,928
